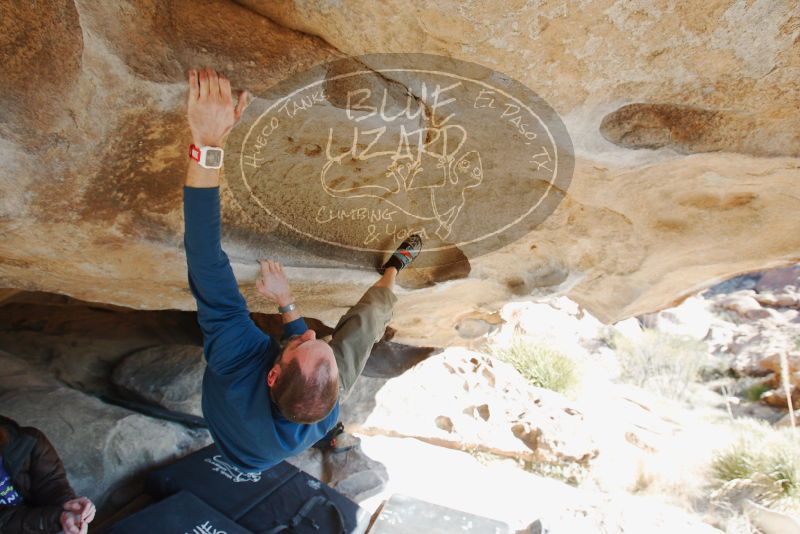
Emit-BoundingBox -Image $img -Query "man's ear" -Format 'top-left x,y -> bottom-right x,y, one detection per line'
267,365 -> 280,387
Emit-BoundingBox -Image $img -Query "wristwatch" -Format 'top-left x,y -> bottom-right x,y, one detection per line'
278,302 -> 296,314
189,144 -> 224,169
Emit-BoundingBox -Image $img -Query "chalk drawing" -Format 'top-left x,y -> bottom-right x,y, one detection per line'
227,54 -> 574,266
204,455 -> 262,483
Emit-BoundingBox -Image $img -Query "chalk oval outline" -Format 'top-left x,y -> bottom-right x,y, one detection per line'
238,66 -> 563,254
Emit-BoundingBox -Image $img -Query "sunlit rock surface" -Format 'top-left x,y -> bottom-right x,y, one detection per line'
343,348 -> 599,465
1,0 -> 799,345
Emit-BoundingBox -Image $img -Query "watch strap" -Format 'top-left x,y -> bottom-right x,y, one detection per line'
189,144 -> 202,162
278,302 -> 296,314
189,144 -> 224,169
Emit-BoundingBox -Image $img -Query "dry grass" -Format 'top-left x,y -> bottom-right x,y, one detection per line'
711,418 -> 800,510
491,336 -> 577,393
609,329 -> 708,401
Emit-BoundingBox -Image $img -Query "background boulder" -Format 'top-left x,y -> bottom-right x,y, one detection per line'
344,348 -> 599,466
0,351 -> 210,510
112,344 -> 206,416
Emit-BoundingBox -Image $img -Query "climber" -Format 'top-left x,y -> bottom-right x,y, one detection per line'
183,67 -> 422,472
0,415 -> 96,534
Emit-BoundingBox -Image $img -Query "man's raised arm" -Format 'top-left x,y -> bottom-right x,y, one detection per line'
183,67 -> 258,373
185,67 -> 249,188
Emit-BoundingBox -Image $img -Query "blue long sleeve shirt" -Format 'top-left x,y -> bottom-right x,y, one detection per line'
183,186 -> 339,473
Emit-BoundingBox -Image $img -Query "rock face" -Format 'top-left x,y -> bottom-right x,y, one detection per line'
599,103 -> 800,158
343,348 -> 599,466
757,354 -> 800,409
705,267 -> 800,375
0,291 -> 203,393
1,1 -> 800,345
0,351 -> 210,510
112,345 -> 206,416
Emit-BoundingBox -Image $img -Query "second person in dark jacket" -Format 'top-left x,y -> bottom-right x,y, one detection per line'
0,415 -> 95,534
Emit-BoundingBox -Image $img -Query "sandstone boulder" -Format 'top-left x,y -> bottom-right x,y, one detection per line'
717,292 -> 773,320
0,351 -> 210,511
776,293 -> 800,308
757,354 -> 800,378
112,344 -> 206,416
0,291 -> 203,393
756,266 -> 800,294
705,284 -> 800,377
756,354 -> 800,410
0,1 -> 799,346
349,348 -> 598,465
755,292 -> 780,307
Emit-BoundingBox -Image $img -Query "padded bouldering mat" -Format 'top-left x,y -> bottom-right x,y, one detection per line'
146,444 -> 298,520
237,469 -> 369,533
145,444 -> 369,533
108,490 -> 253,534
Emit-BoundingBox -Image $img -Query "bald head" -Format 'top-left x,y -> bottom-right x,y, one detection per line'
267,329 -> 339,423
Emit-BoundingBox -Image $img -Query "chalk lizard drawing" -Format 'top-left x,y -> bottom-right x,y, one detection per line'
204,455 -> 262,483
320,123 -> 483,240
185,520 -> 228,534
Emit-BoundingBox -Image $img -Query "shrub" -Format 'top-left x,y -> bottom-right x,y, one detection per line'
492,337 -> 577,393
609,329 -> 708,401
711,419 -> 800,508
743,382 -> 772,402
